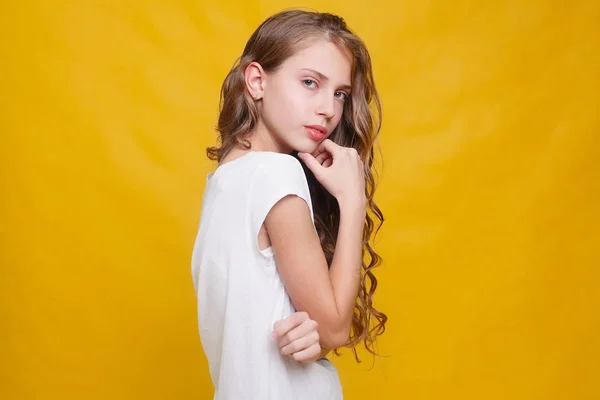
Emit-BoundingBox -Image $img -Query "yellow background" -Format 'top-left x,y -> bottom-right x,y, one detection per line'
1,1 -> 599,399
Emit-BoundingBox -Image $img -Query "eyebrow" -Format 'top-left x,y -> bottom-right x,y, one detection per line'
300,68 -> 352,91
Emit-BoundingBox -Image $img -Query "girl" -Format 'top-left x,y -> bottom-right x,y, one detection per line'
191,9 -> 386,399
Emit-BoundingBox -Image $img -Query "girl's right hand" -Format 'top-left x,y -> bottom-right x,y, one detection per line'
297,140 -> 366,208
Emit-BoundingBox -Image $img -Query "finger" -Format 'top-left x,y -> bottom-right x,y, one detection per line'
281,330 -> 319,356
277,318 -> 318,349
291,343 -> 322,363
297,153 -> 325,177
315,152 -> 329,165
322,156 -> 333,168
272,311 -> 308,339
315,139 -> 340,157
311,147 -> 325,158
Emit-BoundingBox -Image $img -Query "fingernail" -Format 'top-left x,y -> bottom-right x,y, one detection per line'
271,331 -> 277,340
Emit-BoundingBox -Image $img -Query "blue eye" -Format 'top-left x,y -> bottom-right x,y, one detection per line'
335,91 -> 348,101
302,79 -> 317,88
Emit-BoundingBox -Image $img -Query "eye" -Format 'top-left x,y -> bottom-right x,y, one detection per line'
302,79 -> 317,88
334,91 -> 348,101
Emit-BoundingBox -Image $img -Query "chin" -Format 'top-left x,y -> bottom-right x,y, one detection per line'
290,141 -> 319,155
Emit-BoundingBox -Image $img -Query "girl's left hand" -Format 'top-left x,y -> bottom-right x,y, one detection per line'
272,311 -> 321,363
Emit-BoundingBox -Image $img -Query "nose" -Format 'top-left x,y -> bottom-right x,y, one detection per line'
316,92 -> 335,119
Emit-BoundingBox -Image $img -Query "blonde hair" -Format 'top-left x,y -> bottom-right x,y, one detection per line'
208,9 -> 386,362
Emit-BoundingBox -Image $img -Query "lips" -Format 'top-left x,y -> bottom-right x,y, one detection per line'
304,125 -> 327,141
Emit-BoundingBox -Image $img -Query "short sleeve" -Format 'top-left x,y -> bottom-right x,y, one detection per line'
248,153 -> 315,256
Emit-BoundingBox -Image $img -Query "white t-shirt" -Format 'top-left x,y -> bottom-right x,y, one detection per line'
191,151 -> 343,399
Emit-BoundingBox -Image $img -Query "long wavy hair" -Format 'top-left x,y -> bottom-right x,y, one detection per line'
207,9 -> 387,362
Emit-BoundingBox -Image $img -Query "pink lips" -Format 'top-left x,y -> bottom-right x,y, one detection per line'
304,125 -> 327,141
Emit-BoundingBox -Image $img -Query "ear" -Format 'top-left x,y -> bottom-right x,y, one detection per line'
244,62 -> 265,100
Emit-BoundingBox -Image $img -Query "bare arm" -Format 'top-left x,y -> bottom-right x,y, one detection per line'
265,141 -> 366,349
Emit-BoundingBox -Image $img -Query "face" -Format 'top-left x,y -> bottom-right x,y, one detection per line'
246,39 -> 352,154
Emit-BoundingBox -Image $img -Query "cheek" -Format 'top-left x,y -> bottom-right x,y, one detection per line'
285,84 -> 310,110
330,104 -> 345,126
261,85 -> 306,134
267,84 -> 304,116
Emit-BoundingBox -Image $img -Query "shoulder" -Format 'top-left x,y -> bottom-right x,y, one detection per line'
254,151 -> 303,169
253,152 -> 306,181
248,152 -> 314,230
249,152 -> 312,210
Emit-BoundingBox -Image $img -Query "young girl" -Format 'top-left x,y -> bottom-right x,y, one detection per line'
191,9 -> 387,399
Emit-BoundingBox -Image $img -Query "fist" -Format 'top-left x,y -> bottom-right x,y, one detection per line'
272,311 -> 321,363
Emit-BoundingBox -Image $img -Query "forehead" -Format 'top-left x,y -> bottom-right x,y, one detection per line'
281,40 -> 352,83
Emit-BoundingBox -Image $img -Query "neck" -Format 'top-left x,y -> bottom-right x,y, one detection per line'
247,119 -> 292,154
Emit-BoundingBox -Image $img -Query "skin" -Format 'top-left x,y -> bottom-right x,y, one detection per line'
222,39 -> 366,362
